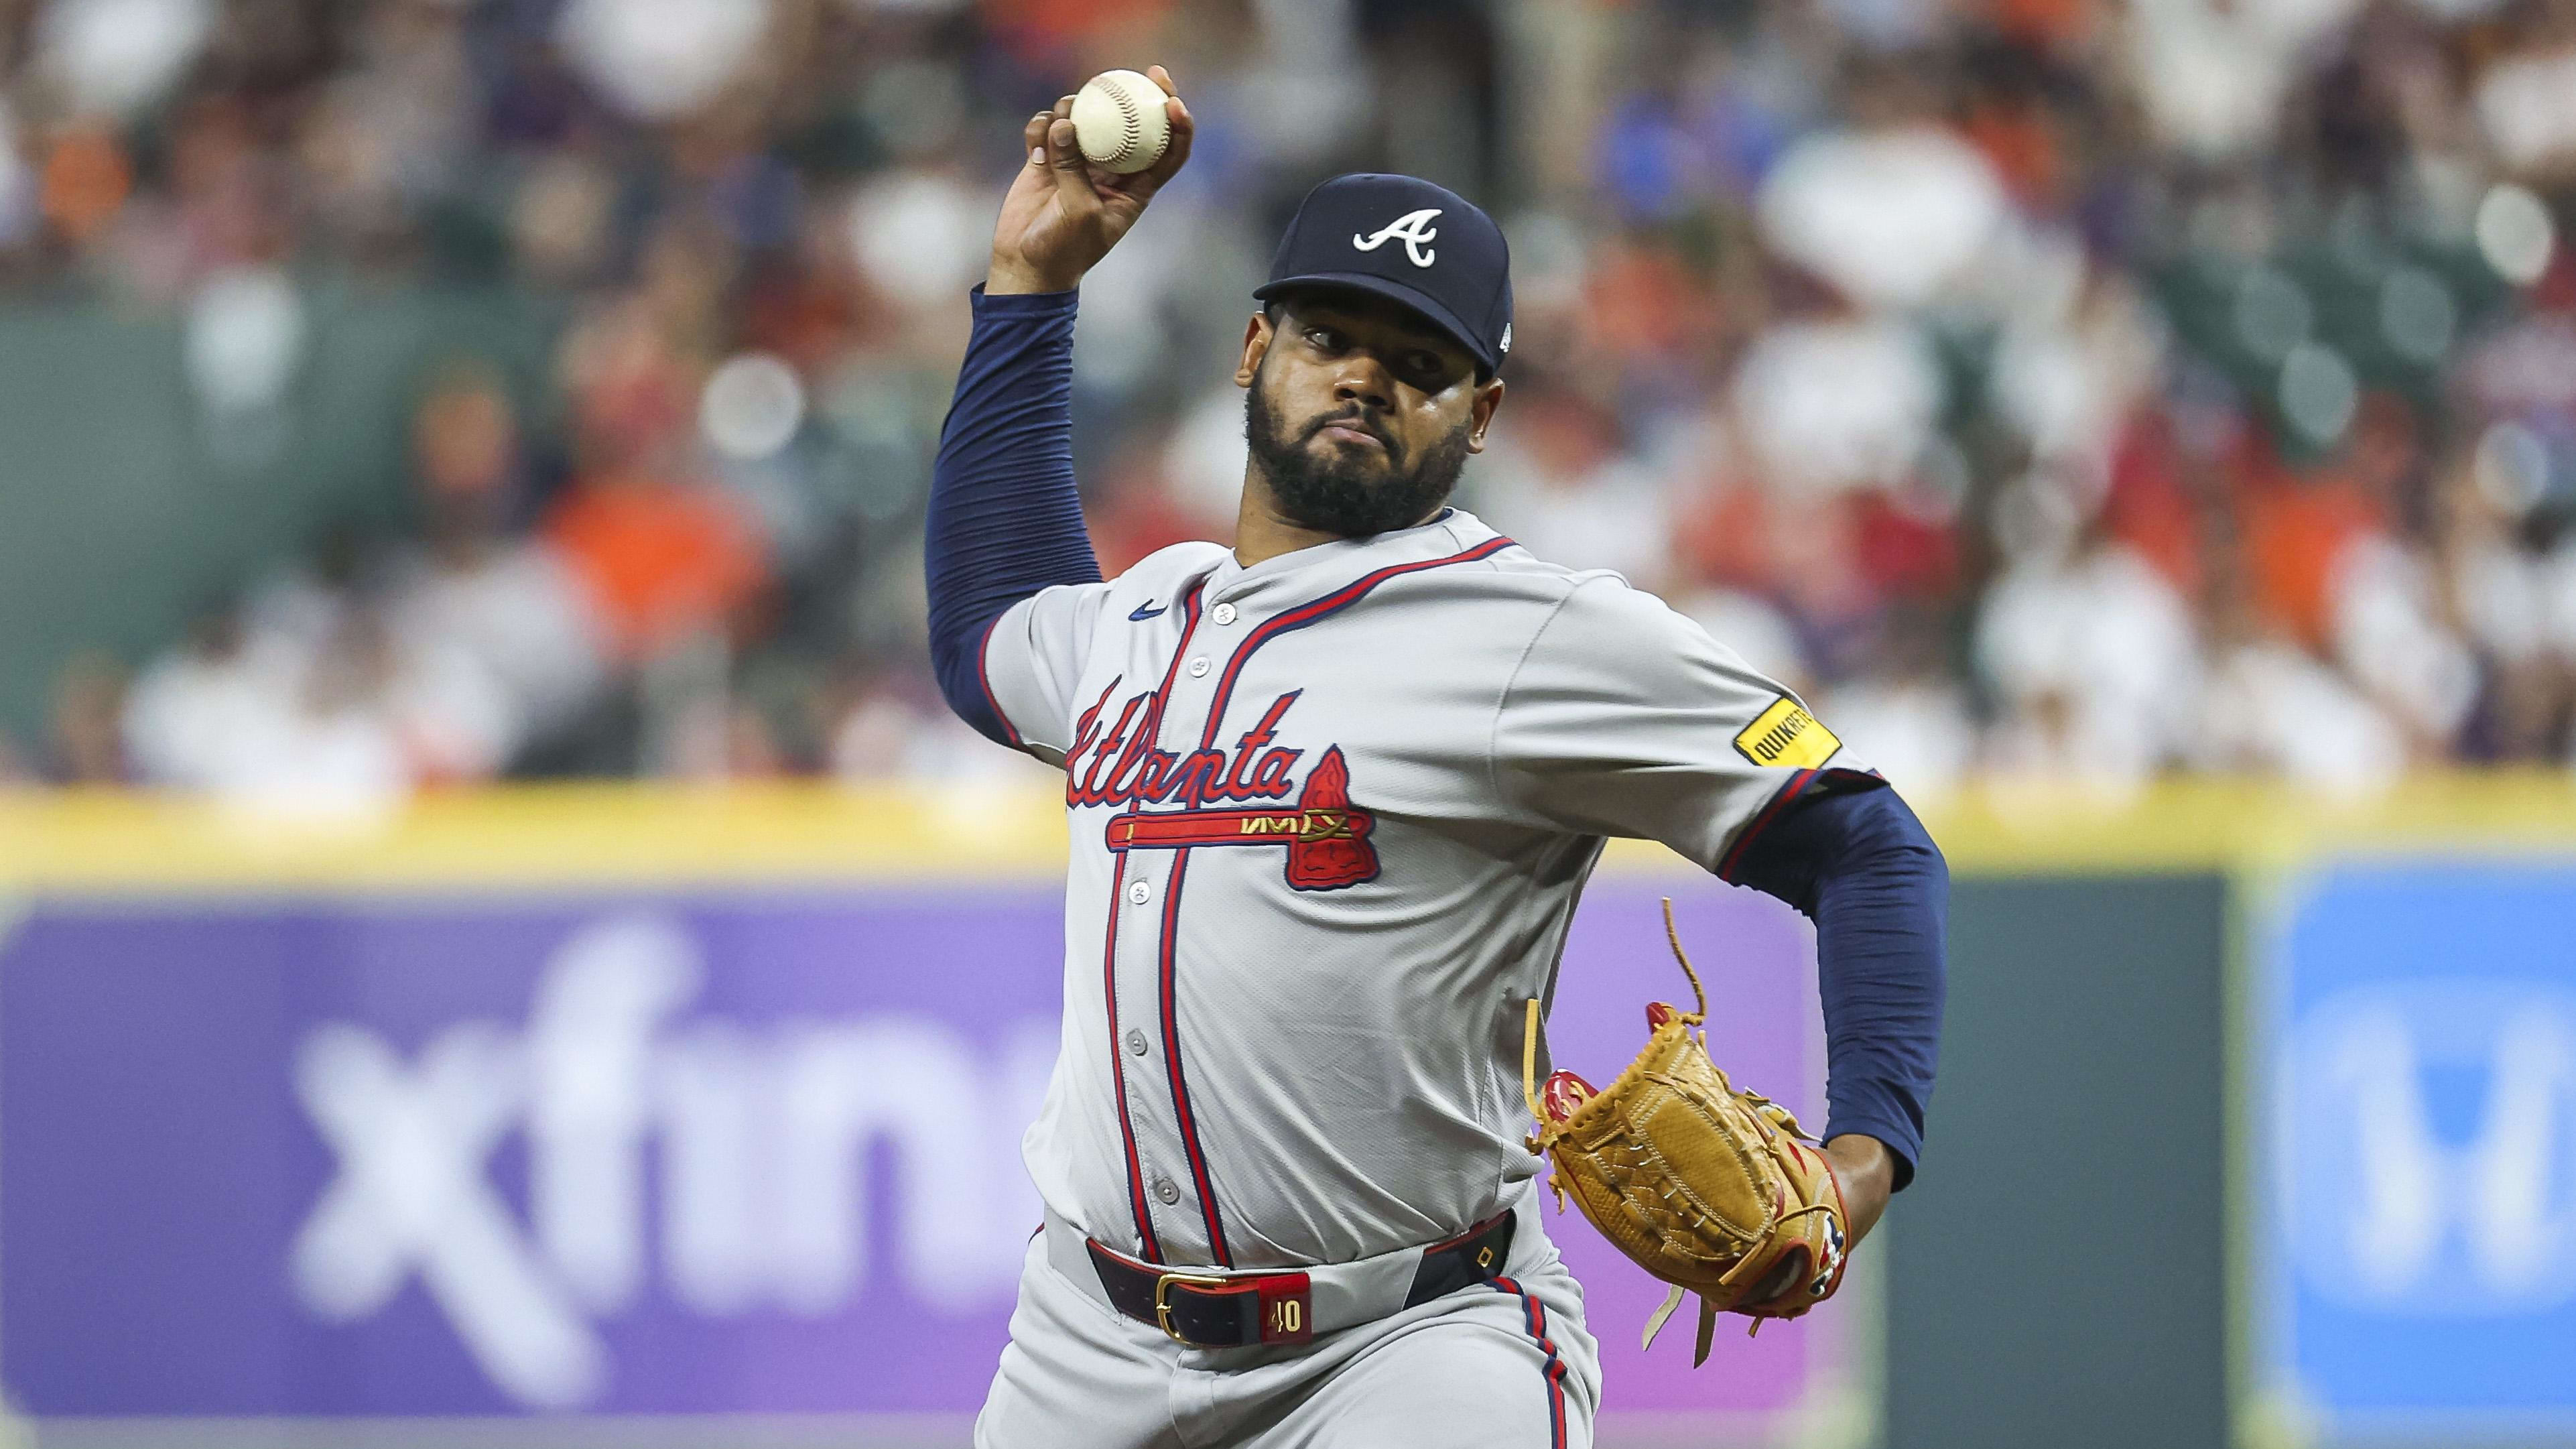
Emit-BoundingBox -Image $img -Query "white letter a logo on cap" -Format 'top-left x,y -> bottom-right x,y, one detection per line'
1353,209 -> 1441,268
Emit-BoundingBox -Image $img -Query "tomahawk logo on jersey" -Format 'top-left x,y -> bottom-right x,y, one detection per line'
1064,679 -> 1380,890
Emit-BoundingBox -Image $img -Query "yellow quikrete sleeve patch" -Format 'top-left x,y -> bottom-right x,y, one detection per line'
1733,696 -> 1841,769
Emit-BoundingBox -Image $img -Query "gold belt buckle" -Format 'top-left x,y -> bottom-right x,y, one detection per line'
1151,1271 -> 1235,1344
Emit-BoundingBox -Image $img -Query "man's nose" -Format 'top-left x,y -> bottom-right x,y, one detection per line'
1332,354 -> 1392,410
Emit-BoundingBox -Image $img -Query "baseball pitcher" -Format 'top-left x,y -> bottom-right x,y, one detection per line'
925,70 -> 1947,1448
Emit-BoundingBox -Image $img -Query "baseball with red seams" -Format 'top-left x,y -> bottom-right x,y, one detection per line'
1070,69 -> 1171,175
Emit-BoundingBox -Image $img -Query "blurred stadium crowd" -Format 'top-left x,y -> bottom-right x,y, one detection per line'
2,0 -> 2574,801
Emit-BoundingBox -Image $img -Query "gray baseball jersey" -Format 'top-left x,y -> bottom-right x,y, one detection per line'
977,507 -> 1854,1271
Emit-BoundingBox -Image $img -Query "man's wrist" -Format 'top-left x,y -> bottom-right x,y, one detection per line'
1823,1133 -> 1896,1243
1824,1133 -> 1892,1168
987,258 -> 1078,295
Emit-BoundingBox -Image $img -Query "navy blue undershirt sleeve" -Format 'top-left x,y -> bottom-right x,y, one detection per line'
1727,779 -> 1947,1190
925,286 -> 1103,745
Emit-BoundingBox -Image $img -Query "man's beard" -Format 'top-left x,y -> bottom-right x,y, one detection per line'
1245,366 -> 1472,538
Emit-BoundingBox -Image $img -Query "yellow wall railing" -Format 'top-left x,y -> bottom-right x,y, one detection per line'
3,771 -> 2573,892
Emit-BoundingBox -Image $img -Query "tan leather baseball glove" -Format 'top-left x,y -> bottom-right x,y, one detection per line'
1522,900 -> 1850,1365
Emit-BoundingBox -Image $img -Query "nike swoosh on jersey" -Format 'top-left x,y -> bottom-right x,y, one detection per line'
1128,602 -> 1168,621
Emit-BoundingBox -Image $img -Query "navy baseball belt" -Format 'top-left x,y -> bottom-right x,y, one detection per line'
1050,1197 -> 1527,1350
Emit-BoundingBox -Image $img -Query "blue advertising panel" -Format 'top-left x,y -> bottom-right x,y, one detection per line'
2263,864 -> 2576,1442
0,881 -> 1849,1438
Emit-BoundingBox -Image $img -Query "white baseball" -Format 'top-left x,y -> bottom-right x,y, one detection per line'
1070,69 -> 1171,175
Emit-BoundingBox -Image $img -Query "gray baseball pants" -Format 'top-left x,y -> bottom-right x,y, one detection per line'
974,1212 -> 1600,1448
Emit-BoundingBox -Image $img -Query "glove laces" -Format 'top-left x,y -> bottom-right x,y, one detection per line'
1522,895 -> 1714,1181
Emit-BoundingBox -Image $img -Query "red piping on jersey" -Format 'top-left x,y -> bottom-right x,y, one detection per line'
1192,535 -> 1515,752
1097,863 -> 1161,1261
1100,586 -> 1204,1262
1153,848 -> 1232,1264
1491,1275 -> 1569,1448
1716,767 -> 1819,882
1133,536 -> 1515,1267
1138,586 -> 1204,746
974,613 -> 1025,750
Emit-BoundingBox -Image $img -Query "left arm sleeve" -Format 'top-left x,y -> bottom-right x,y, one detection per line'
1727,785 -> 1947,1190
1491,574 -> 1947,1188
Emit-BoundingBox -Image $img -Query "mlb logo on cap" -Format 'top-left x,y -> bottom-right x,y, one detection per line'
1256,174 -> 1514,375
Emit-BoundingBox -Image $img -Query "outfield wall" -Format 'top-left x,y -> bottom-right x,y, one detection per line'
0,777 -> 2570,1449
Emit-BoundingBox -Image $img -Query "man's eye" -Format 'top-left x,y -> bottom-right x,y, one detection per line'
1308,328 -> 1341,349
1407,353 -> 1442,376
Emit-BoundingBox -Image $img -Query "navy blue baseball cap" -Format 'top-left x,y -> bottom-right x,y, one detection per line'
1254,174 -> 1513,376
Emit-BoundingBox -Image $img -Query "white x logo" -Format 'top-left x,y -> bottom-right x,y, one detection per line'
291,1022 -> 606,1407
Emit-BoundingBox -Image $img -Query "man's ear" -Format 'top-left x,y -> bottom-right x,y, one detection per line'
1466,377 -> 1505,453
1235,311 -> 1273,388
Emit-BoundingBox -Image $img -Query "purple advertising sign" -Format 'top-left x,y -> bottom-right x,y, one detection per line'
0,880 -> 1846,1436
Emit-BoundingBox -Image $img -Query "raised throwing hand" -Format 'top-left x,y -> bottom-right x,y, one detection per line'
987,64 -> 1195,296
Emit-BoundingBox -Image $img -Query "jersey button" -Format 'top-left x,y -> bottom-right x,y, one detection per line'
1212,603 -> 1237,625
1154,1178 -> 1181,1205
1126,879 -> 1152,905
1187,657 -> 1210,678
1125,1028 -> 1149,1056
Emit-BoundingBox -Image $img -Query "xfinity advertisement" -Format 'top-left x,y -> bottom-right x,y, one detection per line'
0,883 -> 1845,1436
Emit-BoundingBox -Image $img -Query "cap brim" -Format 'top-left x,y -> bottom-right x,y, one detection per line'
1253,271 -> 1499,374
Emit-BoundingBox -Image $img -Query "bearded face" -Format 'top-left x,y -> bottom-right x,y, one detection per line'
1235,295 -> 1492,540
1244,352 -> 1474,538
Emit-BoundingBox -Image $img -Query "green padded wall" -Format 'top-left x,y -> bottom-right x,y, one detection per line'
1884,874 -> 2231,1449
0,288 -> 562,751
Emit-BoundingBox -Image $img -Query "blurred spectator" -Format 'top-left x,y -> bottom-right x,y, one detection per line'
385,363 -> 609,765
2331,532 -> 2477,753
2199,562 -> 2408,790
12,0 -> 2575,794
45,651 -> 129,783
1977,479 -> 2203,783
1754,78 -> 2009,313
543,301 -> 769,663
123,568 -> 516,800
121,597 -> 305,794
1823,607 -> 1977,796
1730,313 -> 1944,499
1475,387 -> 1671,585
